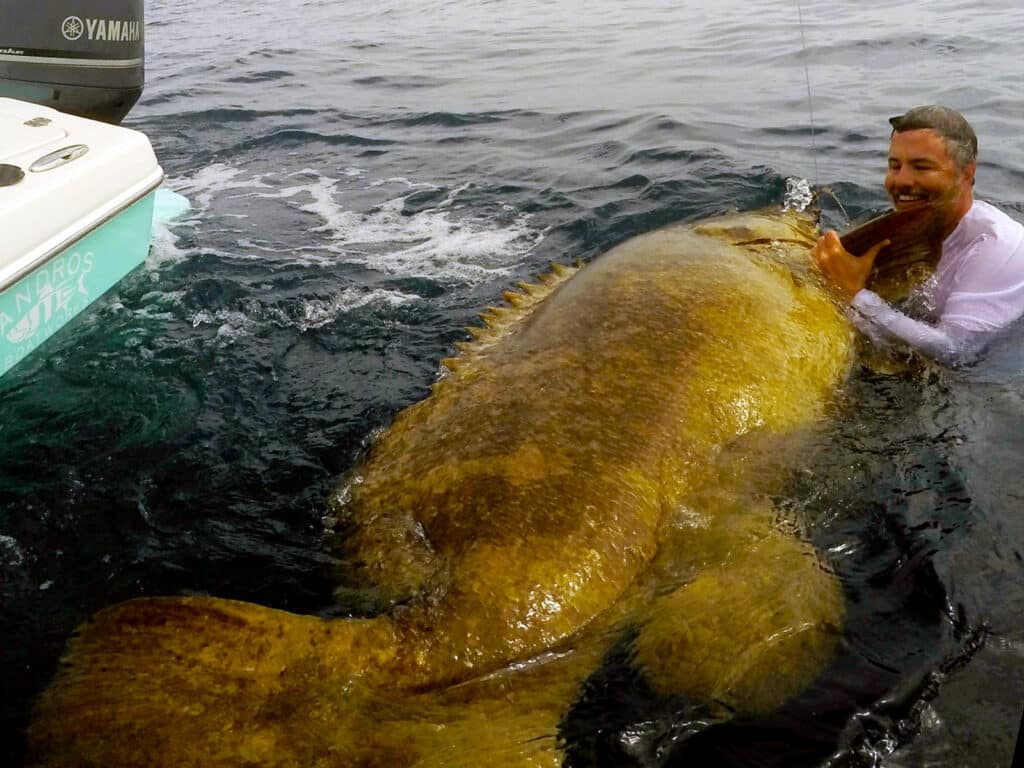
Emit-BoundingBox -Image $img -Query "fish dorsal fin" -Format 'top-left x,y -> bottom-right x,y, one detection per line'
436,262 -> 579,385
839,206 -> 945,302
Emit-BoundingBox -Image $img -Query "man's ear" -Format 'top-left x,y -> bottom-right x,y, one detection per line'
964,161 -> 977,187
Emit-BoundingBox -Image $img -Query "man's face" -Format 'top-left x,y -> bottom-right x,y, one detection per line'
884,128 -> 975,231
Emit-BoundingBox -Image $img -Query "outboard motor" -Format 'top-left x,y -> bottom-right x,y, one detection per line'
0,0 -> 144,124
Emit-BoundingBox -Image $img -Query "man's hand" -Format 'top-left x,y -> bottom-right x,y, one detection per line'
811,231 -> 891,301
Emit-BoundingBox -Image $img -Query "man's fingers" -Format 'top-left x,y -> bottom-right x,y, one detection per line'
821,230 -> 842,251
862,238 -> 892,262
812,230 -> 840,270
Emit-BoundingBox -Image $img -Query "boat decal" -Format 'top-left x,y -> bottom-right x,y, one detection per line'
63,17 -> 142,43
1,250 -> 94,346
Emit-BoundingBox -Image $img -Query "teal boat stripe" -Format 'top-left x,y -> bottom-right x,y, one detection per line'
0,190 -> 156,377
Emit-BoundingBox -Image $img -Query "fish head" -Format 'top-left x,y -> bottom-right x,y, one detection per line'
839,204 -> 945,302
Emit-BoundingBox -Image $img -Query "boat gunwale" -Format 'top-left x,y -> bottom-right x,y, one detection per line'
0,166 -> 164,294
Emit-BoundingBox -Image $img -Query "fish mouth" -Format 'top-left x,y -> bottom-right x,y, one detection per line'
839,204 -> 945,302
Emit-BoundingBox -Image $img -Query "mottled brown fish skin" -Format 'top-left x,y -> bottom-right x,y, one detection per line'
30,209 -> 858,768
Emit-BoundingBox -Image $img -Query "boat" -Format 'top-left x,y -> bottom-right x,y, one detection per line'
0,96 -> 163,377
0,2 -> 186,378
0,0 -> 145,124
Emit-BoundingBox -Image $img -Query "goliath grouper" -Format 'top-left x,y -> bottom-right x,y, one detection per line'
28,206 -> 936,766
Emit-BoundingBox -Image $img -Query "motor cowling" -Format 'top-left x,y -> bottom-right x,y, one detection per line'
0,0 -> 144,124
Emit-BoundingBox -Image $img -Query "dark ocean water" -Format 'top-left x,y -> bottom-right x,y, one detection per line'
3,0 -> 1024,765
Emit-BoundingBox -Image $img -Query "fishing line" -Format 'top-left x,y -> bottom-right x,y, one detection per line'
795,0 -> 820,188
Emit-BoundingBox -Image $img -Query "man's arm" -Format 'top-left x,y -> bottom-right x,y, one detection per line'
812,230 -> 1024,365
847,289 -> 983,365
811,230 -> 975,364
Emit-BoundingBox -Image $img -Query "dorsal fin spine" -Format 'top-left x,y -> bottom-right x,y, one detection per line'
443,262 -> 579,381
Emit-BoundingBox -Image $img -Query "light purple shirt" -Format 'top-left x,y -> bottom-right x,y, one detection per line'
849,200 -> 1024,365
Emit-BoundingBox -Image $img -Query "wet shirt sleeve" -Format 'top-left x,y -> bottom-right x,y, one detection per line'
848,290 -> 982,365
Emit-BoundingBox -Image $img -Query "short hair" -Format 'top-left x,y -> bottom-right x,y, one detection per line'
888,105 -> 978,169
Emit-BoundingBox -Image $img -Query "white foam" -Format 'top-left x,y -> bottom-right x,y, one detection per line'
368,176 -> 437,190
147,214 -> 192,267
276,172 -> 345,233
172,162 -> 275,213
192,308 -> 249,328
189,287 -> 417,340
190,308 -> 255,345
0,534 -> 24,567
285,288 -> 416,331
164,165 -> 546,285
318,185 -> 544,284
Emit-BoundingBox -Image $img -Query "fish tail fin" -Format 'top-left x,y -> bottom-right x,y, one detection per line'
28,595 -> 398,766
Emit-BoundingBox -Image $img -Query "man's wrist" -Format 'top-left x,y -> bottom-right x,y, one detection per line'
849,289 -> 880,312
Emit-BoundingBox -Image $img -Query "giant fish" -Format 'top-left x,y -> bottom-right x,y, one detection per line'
28,206 -> 924,767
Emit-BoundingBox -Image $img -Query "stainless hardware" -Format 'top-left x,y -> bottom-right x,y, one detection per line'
30,144 -> 89,172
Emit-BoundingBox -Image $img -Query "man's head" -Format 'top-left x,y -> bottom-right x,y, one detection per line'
885,105 -> 977,236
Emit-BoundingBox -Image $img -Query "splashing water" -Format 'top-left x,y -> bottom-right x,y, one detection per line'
783,177 -> 814,212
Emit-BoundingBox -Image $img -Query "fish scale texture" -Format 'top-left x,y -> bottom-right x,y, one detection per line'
31,210 -> 868,767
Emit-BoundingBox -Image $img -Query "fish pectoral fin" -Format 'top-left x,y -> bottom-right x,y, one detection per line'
631,531 -> 844,716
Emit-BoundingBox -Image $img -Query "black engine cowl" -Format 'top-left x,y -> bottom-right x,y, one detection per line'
0,0 -> 144,124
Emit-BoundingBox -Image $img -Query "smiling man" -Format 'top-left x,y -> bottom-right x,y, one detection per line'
813,105 -> 1024,365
